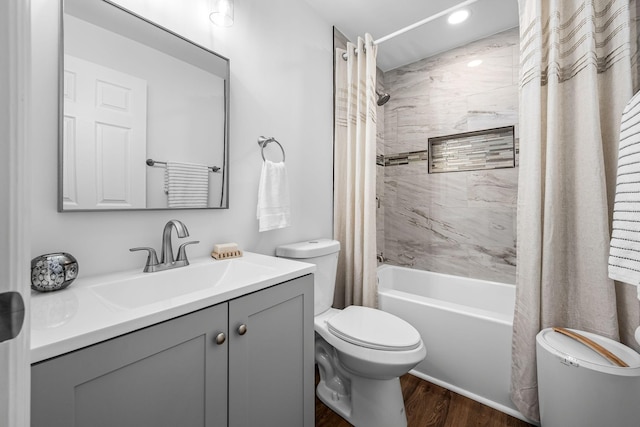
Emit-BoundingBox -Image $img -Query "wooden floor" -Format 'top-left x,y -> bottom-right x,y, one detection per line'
315,372 -> 533,427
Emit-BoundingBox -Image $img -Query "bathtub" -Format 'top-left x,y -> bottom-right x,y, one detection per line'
377,265 -> 527,423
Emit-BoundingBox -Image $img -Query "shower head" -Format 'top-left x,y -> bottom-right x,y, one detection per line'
376,90 -> 391,106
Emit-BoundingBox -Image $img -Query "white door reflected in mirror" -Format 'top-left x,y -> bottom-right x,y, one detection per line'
63,55 -> 147,210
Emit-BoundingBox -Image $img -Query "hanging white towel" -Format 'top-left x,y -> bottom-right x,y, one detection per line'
609,91 -> 640,294
257,160 -> 291,232
164,161 -> 209,208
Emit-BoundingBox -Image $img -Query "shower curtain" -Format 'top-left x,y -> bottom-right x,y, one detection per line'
333,34 -> 378,308
511,0 -> 635,421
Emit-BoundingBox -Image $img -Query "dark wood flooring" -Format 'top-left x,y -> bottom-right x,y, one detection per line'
315,371 -> 534,427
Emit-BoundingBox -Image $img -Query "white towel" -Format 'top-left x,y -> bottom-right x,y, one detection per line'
164,161 -> 209,208
609,91 -> 640,294
257,160 -> 291,232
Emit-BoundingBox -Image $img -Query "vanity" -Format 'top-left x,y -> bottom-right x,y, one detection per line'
30,253 -> 315,427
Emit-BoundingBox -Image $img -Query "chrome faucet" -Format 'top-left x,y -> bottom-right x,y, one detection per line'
161,219 -> 189,264
130,220 -> 199,272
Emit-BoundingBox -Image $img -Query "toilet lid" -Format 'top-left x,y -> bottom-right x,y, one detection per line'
327,306 -> 422,351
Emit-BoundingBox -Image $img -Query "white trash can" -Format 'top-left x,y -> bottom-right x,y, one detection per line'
536,328 -> 640,427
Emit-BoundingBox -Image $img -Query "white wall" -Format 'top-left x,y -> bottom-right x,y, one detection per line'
30,0 -> 334,277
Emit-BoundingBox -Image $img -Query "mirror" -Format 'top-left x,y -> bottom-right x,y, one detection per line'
60,0 -> 229,211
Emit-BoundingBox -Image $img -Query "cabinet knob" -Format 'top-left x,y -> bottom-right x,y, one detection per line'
237,324 -> 247,335
214,332 -> 226,345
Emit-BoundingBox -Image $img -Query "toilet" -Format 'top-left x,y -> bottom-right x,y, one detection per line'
276,239 -> 426,427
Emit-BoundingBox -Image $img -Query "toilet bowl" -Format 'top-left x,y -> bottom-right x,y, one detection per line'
276,239 -> 426,427
316,307 -> 425,379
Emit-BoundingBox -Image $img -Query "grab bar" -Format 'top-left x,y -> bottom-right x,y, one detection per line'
146,158 -> 220,173
257,136 -> 286,162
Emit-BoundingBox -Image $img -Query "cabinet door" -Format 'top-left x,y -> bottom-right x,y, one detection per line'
228,275 -> 314,427
31,304 -> 228,427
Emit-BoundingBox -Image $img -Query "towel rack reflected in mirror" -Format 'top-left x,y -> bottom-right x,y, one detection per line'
146,158 -> 221,173
257,136 -> 286,162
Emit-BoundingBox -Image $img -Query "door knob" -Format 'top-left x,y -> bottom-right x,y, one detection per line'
237,324 -> 247,335
0,291 -> 25,343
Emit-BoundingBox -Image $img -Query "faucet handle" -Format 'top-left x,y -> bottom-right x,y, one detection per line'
130,247 -> 160,272
176,241 -> 200,264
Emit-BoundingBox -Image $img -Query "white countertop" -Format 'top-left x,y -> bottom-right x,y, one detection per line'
31,252 -> 315,363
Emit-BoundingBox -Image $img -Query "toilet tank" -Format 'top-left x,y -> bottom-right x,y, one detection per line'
276,239 -> 340,315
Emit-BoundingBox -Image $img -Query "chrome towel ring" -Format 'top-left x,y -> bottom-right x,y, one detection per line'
257,136 -> 286,162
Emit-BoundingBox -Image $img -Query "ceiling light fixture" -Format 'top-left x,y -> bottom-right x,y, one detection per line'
467,59 -> 482,67
447,9 -> 469,25
210,0 -> 234,27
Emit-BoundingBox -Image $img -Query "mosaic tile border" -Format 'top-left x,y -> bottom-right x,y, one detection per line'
383,151 -> 429,167
428,126 -> 515,174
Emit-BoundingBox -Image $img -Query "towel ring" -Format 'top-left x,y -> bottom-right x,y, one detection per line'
257,136 -> 286,162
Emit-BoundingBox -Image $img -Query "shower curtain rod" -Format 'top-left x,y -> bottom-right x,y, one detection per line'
374,0 -> 479,46
342,0 -> 479,59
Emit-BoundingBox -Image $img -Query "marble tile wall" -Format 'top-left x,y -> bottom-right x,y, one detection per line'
380,27 -> 519,283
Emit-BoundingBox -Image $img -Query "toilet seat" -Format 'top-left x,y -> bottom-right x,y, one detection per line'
327,306 -> 421,351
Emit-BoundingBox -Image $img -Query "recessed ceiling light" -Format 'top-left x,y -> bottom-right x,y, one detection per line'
467,59 -> 482,67
448,9 -> 469,25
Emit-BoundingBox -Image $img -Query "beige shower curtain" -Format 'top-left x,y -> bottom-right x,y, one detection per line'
511,0 -> 635,421
333,34 -> 378,308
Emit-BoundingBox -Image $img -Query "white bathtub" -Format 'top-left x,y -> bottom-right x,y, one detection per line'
377,264 -> 527,423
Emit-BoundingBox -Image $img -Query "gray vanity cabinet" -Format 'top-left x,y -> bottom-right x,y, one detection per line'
31,302 -> 229,427
31,275 -> 314,427
228,275 -> 314,427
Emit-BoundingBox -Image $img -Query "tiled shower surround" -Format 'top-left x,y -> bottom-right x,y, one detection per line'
378,27 -> 519,284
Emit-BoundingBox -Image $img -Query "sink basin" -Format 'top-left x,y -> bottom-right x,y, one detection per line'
91,259 -> 276,310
